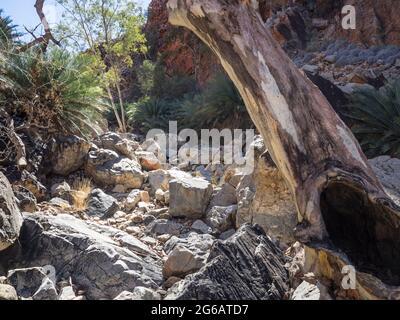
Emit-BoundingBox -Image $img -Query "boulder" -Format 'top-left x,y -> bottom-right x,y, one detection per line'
0,284 -> 18,300
165,225 -> 290,300
236,137 -> 297,244
169,177 -> 213,219
0,173 -> 23,251
32,277 -> 58,301
147,219 -> 184,236
219,229 -> 236,241
49,135 -> 91,176
291,281 -> 332,301
86,149 -> 145,189
94,132 -> 139,159
141,138 -> 165,161
14,187 -> 38,213
206,205 -> 237,233
7,267 -> 52,299
49,198 -> 71,209
135,151 -> 162,171
0,213 -> 163,300
155,189 -> 165,202
191,220 -> 212,234
16,171 -> 47,201
114,287 -> 161,300
50,181 -> 71,198
124,189 -> 142,211
87,189 -> 120,219
163,232 -> 215,279
163,246 -> 205,278
208,183 -> 237,208
58,286 -> 77,300
148,169 -> 191,193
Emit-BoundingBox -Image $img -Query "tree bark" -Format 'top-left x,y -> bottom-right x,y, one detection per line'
167,0 -> 400,290
18,0 -> 61,52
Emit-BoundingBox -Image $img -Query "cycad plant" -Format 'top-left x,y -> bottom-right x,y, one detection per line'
345,79 -> 400,158
0,48 -> 107,138
0,9 -> 20,49
127,97 -> 178,132
179,73 -> 252,130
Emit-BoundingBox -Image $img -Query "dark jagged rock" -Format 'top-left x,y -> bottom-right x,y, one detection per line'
87,188 -> 120,219
165,224 -> 290,300
0,213 -> 163,300
0,173 -> 23,252
47,136 -> 91,176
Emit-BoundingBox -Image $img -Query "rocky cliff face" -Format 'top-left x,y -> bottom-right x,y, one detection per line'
145,0 -> 220,86
146,0 -> 400,85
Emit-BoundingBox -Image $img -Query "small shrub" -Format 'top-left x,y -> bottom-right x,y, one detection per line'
345,79 -> 400,158
127,97 -> 179,132
71,177 -> 92,211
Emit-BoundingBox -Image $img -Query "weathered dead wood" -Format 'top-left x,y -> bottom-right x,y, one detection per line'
167,0 -> 400,293
18,0 -> 61,52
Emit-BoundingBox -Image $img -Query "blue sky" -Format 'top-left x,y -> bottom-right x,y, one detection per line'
1,0 -> 151,37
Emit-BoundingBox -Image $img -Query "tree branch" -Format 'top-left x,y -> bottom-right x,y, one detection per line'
18,0 -> 61,52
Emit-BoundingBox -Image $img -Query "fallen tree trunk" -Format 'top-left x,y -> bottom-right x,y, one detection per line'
167,0 -> 400,295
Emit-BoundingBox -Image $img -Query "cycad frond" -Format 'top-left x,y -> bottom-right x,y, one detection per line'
345,79 -> 400,158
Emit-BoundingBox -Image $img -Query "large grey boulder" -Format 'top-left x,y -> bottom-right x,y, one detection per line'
87,189 -> 120,219
163,233 -> 215,279
208,183 -> 237,208
0,173 -> 23,251
0,213 -> 163,300
146,219 -> 184,236
165,225 -> 290,300
148,169 -> 191,193
49,135 -> 91,176
94,132 -> 139,159
7,267 -> 54,299
86,149 -> 145,189
169,177 -> 213,219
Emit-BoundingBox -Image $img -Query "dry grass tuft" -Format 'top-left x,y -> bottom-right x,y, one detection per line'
71,178 -> 92,210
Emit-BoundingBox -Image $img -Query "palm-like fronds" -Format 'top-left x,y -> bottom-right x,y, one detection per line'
179,73 -> 251,130
127,97 -> 177,132
345,79 -> 400,158
0,9 -> 20,48
0,48 -> 107,138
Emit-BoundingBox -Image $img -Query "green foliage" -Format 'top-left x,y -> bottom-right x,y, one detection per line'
0,48 -> 107,138
56,0 -> 148,132
137,60 -> 155,97
345,79 -> 400,158
127,97 -> 178,132
128,72 -> 252,133
0,9 -> 19,49
178,73 -> 251,130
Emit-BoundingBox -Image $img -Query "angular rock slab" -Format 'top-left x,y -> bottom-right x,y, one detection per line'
165,225 -> 290,300
49,135 -> 91,176
0,213 -> 163,300
169,177 -> 213,219
0,173 -> 23,251
86,149 -> 145,189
